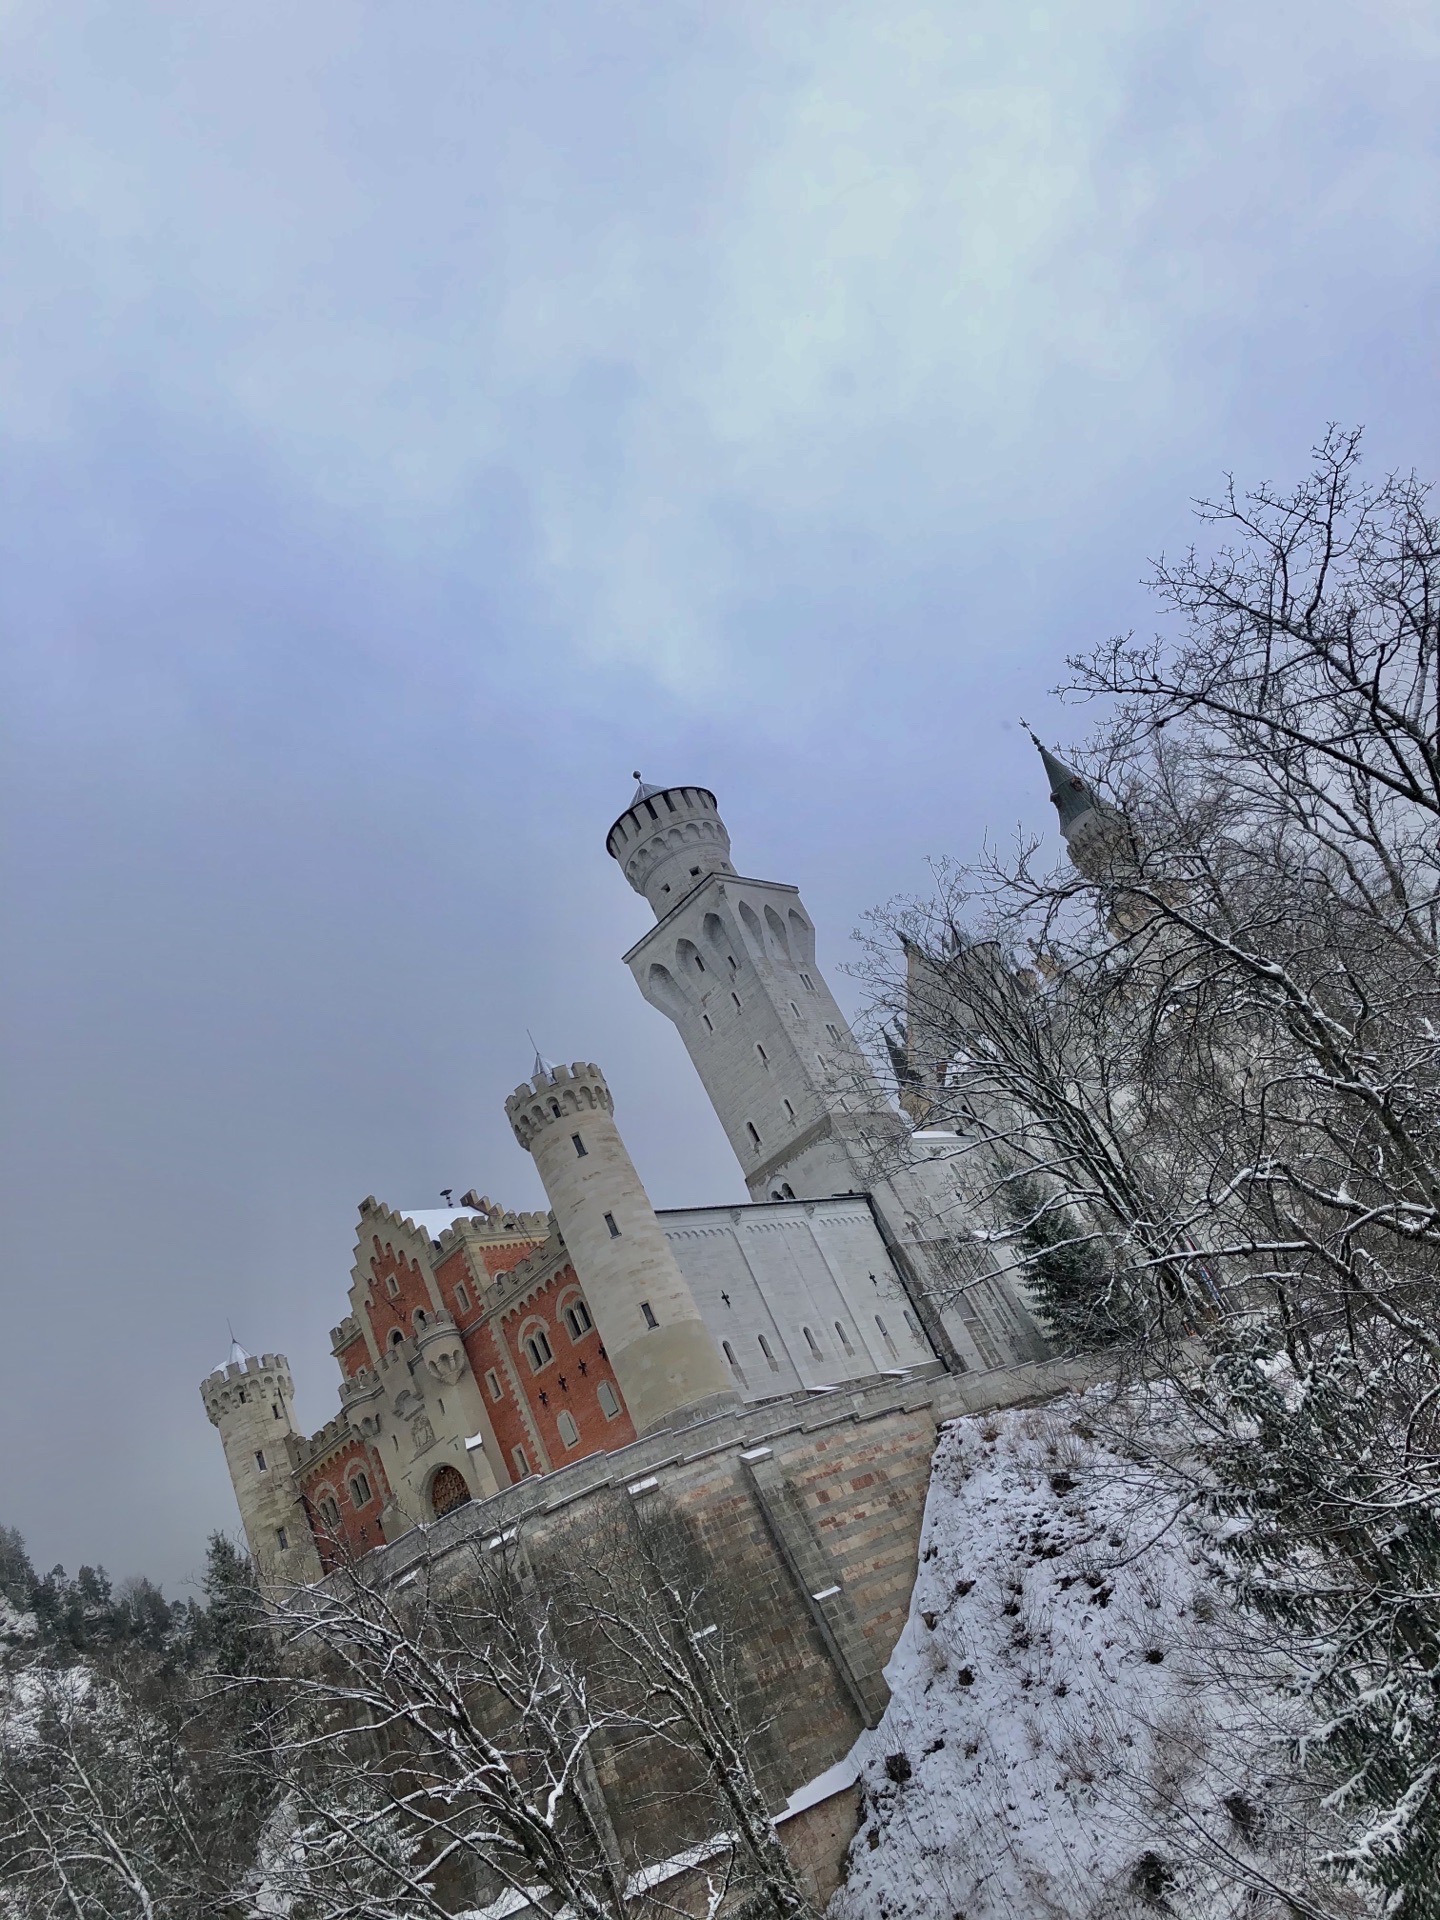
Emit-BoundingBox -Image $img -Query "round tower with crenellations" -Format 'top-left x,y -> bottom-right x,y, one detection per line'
200,1346 -> 323,1586
506,1060 -> 740,1434
605,777 -> 737,917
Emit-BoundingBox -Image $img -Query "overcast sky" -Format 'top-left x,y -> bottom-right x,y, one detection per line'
4,0 -> 1438,1594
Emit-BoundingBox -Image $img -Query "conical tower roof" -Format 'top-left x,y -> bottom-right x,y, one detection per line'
1028,730 -> 1099,835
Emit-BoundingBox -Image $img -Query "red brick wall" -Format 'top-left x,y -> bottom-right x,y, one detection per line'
460,1317 -> 546,1478
337,1335 -> 370,1379
299,1436 -> 389,1570
363,1235 -> 434,1349
497,1264 -> 636,1468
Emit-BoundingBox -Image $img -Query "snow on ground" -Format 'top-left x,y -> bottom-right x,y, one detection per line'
829,1391 -> 1370,1920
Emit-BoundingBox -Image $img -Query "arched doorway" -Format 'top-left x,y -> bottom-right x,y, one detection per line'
429,1463 -> 471,1519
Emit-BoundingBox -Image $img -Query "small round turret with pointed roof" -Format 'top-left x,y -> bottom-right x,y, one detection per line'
1028,728 -> 1136,880
606,773 -> 736,917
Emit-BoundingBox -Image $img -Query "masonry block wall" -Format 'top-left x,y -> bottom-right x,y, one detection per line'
366,1353 -> 1095,1910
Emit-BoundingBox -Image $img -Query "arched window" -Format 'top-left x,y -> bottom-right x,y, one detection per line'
875,1315 -> 898,1359
315,1490 -> 341,1531
524,1327 -> 554,1372
413,1309 -> 427,1330
556,1409 -> 580,1448
723,1340 -> 748,1388
803,1326 -> 822,1358
758,1335 -> 780,1373
746,1120 -> 762,1150
835,1321 -> 855,1356
430,1464 -> 471,1518
348,1469 -> 372,1508
564,1298 -> 594,1340
388,1328 -> 405,1348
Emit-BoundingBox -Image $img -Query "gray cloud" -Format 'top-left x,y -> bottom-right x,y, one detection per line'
3,0 -> 1437,1589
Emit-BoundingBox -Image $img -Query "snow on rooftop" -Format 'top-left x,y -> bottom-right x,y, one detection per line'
393,1208 -> 468,1241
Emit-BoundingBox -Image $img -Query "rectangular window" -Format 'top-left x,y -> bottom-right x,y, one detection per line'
485,1368 -> 503,1401
557,1409 -> 580,1447
640,1301 -> 659,1329
385,1273 -> 399,1297
571,1133 -> 587,1157
604,1211 -> 621,1237
254,1449 -> 267,1472
597,1379 -> 621,1419
511,1445 -> 530,1478
454,1281 -> 470,1313
276,1526 -> 288,1551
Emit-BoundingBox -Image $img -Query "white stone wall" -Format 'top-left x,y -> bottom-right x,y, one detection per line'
660,1197 -> 936,1400
507,1062 -> 739,1434
625,874 -> 900,1202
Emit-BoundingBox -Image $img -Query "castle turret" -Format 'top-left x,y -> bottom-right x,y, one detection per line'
200,1347 -> 323,1586
605,777 -> 736,917
1031,734 -> 1136,880
506,1061 -> 739,1434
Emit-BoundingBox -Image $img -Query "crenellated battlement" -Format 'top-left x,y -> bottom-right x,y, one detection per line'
604,782 -> 735,916
506,1061 -> 614,1150
200,1352 -> 294,1426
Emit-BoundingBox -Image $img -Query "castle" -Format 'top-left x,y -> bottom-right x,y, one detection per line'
202,775 -> 1056,1586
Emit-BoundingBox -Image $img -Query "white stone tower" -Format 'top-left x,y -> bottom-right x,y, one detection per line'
606,778 -> 1047,1374
606,778 -> 904,1205
506,1059 -> 740,1434
200,1345 -> 322,1586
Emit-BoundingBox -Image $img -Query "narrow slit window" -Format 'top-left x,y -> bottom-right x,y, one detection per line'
783,1098 -> 795,1119
571,1133 -> 587,1157
385,1273 -> 400,1297
803,1326 -> 822,1358
790,1002 -> 801,1018
758,1335 -> 780,1373
640,1300 -> 659,1329
254,1450 -> 267,1473
454,1281 -> 470,1313
271,1401 -> 282,1420
876,1315 -> 898,1358
485,1368 -> 503,1400
835,1321 -> 854,1356
755,1043 -> 768,1067
746,1121 -> 762,1149
723,1340 -> 748,1388
604,1211 -> 621,1237
731,992 -> 743,1012
702,1013 -> 714,1031
800,972 -> 815,991
276,1527 -> 288,1551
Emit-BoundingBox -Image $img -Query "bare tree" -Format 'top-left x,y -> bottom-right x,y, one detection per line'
562,1502 -> 821,1920
857,430 -> 1440,1916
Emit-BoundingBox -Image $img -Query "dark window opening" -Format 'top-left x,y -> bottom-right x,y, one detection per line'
276,1526 -> 288,1550
572,1133 -> 587,1157
254,1450 -> 267,1472
605,1211 -> 621,1237
640,1301 -> 659,1329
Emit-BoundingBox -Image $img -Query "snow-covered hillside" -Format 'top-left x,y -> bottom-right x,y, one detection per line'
830,1393 -> 1370,1920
